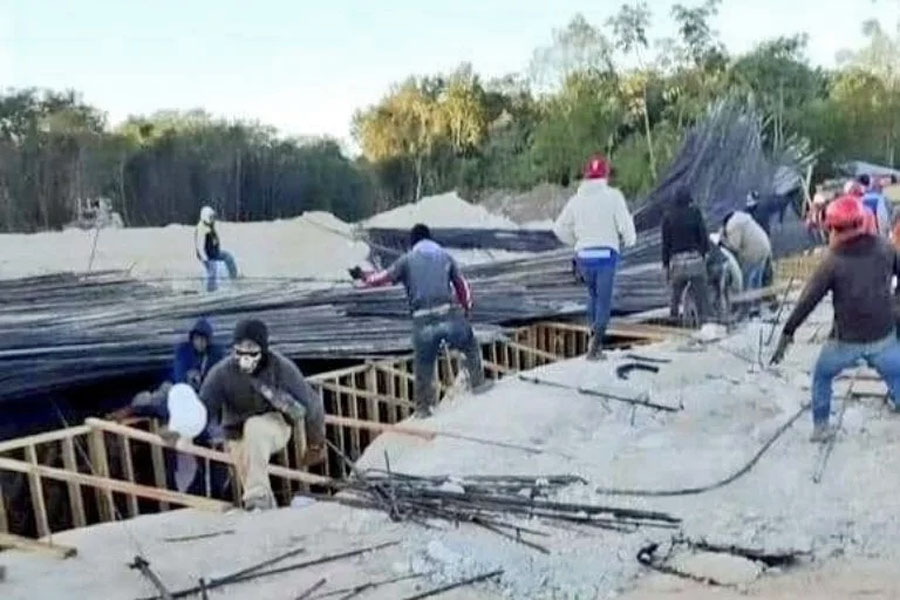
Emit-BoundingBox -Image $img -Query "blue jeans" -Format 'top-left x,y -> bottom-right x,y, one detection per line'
576,248 -> 619,338
204,251 -> 238,292
812,335 -> 900,425
412,310 -> 484,413
743,258 -> 767,290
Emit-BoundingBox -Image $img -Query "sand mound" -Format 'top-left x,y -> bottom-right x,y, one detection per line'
0,211 -> 369,287
363,191 -> 517,230
480,183 -> 571,225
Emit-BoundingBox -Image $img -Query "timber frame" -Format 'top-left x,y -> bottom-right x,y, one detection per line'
0,319 -> 680,540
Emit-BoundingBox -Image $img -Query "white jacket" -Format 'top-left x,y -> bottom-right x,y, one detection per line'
721,211 -> 771,266
553,179 -> 637,253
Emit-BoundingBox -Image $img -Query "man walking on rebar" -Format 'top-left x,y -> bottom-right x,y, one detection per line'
553,154 -> 637,360
200,319 -> 326,510
195,206 -> 239,292
349,224 -> 489,418
771,195 -> 900,442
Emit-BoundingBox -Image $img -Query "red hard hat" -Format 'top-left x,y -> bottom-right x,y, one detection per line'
825,195 -> 866,230
583,154 -> 610,180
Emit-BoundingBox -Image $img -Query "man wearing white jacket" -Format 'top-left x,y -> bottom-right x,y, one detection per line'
195,206 -> 239,292
553,155 -> 637,360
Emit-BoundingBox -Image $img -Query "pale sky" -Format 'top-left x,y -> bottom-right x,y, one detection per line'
2,0 -> 899,144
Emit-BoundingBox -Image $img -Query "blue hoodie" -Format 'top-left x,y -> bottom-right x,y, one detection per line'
172,318 -> 225,388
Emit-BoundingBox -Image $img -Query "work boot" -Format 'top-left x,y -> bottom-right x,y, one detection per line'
244,492 -> 275,512
810,423 -> 836,443
586,334 -> 605,361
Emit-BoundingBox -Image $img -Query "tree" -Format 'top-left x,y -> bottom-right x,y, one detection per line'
608,2 -> 658,179
529,14 -> 615,91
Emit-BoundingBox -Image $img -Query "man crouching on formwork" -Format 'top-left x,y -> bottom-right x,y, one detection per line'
771,195 -> 900,442
200,319 -> 326,510
349,224 -> 490,418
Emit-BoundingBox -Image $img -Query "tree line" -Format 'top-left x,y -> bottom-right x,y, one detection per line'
2,0 -> 899,232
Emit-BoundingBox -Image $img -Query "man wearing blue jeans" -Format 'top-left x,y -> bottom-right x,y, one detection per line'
195,206 -> 238,292
554,154 -> 636,360
351,224 -> 488,417
772,195 -> 900,442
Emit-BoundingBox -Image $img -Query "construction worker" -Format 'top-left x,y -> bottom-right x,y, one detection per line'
200,319 -> 326,510
195,206 -> 238,292
173,317 -> 226,390
349,224 -> 488,417
661,187 -> 711,324
553,154 -> 637,360
720,209 -> 772,291
858,174 -> 892,238
771,195 -> 900,442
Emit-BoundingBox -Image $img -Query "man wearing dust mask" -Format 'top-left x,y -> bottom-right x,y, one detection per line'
200,318 -> 326,510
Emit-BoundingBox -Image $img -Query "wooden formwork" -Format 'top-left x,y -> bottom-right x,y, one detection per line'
0,320 -> 674,539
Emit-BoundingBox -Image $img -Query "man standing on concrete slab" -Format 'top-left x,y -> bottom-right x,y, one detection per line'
195,206 -> 238,292
771,195 -> 900,442
553,154 -> 637,360
350,224 -> 488,418
200,319 -> 326,510
662,187 -> 711,325
720,209 -> 772,291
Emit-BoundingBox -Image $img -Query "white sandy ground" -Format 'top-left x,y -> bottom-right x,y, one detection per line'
363,192 -> 518,230
0,211 -> 370,290
7,301 -> 900,598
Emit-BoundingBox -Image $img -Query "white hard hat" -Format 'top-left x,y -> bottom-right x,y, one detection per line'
709,232 -> 721,245
166,383 -> 208,440
200,206 -> 216,224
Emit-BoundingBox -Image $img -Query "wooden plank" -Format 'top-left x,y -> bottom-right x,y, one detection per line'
308,362 -> 372,383
0,456 -> 231,514
344,375 -> 361,460
324,415 -> 436,440
147,420 -> 170,512
364,366 -> 378,445
0,532 -> 76,559
0,479 -> 8,533
500,339 -> 560,362
84,419 -> 332,486
488,343 -> 499,380
88,430 -> 116,522
60,437 -> 87,528
731,282 -> 789,304
0,426 -> 91,454
383,363 -> 397,423
24,446 -> 50,539
118,435 -> 139,518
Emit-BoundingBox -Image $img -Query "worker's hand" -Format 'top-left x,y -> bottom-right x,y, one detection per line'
348,266 -> 365,281
300,442 -> 326,467
255,382 -> 275,402
770,333 -> 793,365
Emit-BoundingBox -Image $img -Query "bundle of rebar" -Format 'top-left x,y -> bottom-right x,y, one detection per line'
334,469 -> 680,554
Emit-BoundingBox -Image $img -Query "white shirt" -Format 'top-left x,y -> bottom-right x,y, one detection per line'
553,179 -> 637,253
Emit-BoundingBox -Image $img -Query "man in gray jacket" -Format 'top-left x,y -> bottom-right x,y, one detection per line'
351,224 -> 487,417
200,318 -> 326,510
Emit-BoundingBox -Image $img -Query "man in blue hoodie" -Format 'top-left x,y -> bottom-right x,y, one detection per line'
172,318 -> 226,391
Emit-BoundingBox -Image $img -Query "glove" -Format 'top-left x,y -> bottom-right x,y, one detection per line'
770,333 -> 793,365
348,266 -> 365,281
300,442 -> 326,466
251,380 -> 307,424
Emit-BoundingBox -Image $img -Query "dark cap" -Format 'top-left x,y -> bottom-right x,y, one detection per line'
232,319 -> 269,352
410,223 -> 432,246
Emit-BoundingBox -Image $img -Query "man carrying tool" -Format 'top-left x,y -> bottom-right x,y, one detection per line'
553,154 -> 637,360
200,318 -> 326,510
771,195 -> 900,442
195,205 -> 238,292
348,224 -> 488,418
661,187 -> 711,325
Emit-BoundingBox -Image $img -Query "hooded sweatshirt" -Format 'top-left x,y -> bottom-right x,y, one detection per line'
661,193 -> 710,269
782,235 -> 900,343
553,179 -> 637,253
172,318 -> 225,388
199,349 -> 326,444
722,211 -> 771,266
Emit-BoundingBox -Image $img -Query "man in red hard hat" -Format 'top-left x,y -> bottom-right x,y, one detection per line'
554,154 -> 637,360
771,195 -> 900,442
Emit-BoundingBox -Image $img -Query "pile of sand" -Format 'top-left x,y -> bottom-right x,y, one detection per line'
363,191 -> 518,230
479,183 -> 571,226
0,211 -> 369,288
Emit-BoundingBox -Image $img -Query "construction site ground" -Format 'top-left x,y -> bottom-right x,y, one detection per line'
5,301 -> 900,599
